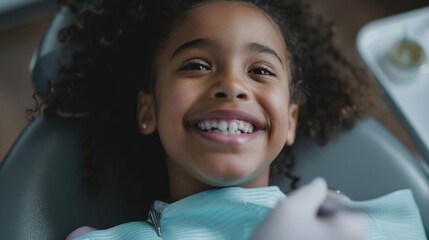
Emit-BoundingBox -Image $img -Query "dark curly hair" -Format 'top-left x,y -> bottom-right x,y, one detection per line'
30,0 -> 376,220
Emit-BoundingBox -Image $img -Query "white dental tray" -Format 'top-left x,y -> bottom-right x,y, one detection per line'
356,5 -> 429,161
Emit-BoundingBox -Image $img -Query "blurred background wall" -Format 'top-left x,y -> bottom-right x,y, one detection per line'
1,0 -> 428,162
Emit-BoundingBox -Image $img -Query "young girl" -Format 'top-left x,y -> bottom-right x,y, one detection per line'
35,0 -> 426,239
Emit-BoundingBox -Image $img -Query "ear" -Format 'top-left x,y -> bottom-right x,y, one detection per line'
137,90 -> 157,135
285,104 -> 299,146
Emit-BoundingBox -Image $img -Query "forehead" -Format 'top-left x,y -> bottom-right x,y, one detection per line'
164,1 -> 287,61
185,1 -> 279,29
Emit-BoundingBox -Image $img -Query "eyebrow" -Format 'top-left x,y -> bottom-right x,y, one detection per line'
247,42 -> 283,64
171,38 -> 283,64
171,38 -> 214,60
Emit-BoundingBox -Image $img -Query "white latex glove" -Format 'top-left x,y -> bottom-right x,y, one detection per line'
249,178 -> 365,240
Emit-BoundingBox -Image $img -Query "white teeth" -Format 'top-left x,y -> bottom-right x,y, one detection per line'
238,122 -> 244,130
204,121 -> 211,130
196,120 -> 255,135
218,121 -> 228,132
229,121 -> 238,132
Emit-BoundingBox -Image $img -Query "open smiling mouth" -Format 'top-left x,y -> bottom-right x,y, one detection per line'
196,120 -> 256,135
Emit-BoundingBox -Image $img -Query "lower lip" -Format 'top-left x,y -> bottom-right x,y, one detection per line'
190,128 -> 261,146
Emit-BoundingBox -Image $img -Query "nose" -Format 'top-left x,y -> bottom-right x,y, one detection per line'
209,71 -> 250,101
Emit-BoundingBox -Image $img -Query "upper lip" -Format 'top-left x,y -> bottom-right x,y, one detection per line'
185,109 -> 265,130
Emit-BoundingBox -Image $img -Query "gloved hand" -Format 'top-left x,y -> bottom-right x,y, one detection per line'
249,178 -> 365,240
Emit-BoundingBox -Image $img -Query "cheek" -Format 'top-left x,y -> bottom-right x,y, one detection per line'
156,83 -> 194,132
264,86 -> 291,141
264,83 -> 290,115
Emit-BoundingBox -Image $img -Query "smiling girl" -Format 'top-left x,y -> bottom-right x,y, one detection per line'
35,0 -> 427,239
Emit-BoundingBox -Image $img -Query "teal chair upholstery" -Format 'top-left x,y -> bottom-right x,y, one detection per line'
0,117 -> 131,239
1,4 -> 429,240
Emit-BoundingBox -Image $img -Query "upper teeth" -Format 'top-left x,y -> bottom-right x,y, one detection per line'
197,120 -> 254,135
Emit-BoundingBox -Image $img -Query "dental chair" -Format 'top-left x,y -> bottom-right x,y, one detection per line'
1,5 -> 429,240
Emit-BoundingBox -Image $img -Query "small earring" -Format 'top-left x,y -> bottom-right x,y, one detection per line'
141,123 -> 147,130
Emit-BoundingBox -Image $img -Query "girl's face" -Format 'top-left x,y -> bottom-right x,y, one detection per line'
138,1 -> 298,200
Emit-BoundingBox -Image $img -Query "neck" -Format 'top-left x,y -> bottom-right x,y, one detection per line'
167,160 -> 270,201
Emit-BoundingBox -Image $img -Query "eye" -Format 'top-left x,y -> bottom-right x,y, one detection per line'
178,60 -> 211,71
248,66 -> 275,76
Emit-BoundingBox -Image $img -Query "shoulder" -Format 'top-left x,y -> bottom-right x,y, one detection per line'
354,189 -> 427,240
66,221 -> 158,240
